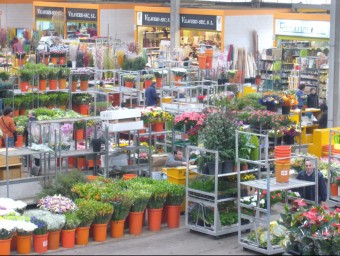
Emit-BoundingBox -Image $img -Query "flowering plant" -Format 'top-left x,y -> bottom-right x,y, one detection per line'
60,123 -> 73,134
153,69 -> 168,78
24,209 -> 65,232
208,91 -> 234,107
123,74 -> 137,82
291,157 -> 305,173
246,110 -> 281,130
37,194 -> 78,214
0,220 -> 17,239
0,198 -> 27,214
16,221 -> 38,236
281,90 -> 298,107
92,201 -> 114,224
279,199 -> 340,255
283,125 -> 301,137
259,190 -> 283,208
171,68 -> 187,77
63,212 -> 81,230
30,216 -> 48,235
140,106 -> 173,123
268,129 -> 284,138
174,112 -> 206,132
75,199 -> 96,227
259,94 -> 283,106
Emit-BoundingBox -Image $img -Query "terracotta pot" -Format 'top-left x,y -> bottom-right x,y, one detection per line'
76,226 -> 90,245
80,80 -> 88,91
77,157 -> 86,170
13,109 -> 19,117
167,205 -> 181,228
79,104 -> 89,115
59,105 -> 67,110
125,81 -> 134,88
151,122 -> 164,132
74,129 -> 84,141
198,54 -> 206,69
48,230 -> 60,250
156,77 -> 162,88
68,156 -> 75,168
39,80 -> 47,91
92,223 -> 108,242
123,173 -> 137,180
15,134 -> 23,148
0,238 -> 11,256
148,208 -> 163,232
110,220 -> 125,238
19,109 -> 26,116
17,234 -> 32,254
144,80 -> 152,89
71,81 -> 77,92
59,56 -> 66,65
86,175 -> 98,182
33,234 -> 48,253
51,57 -> 58,64
206,56 -> 213,69
174,75 -> 182,86
331,183 -> 338,197
58,79 -> 67,89
49,80 -> 58,90
129,212 -> 144,235
61,229 -> 75,248
43,57 -> 49,65
20,81 -> 29,92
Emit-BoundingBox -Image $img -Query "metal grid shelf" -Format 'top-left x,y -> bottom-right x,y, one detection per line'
240,178 -> 315,192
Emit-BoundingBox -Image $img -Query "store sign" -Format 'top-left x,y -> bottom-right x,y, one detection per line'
275,19 -> 330,38
137,12 -> 170,27
35,6 -> 64,19
66,8 -> 97,22
180,14 -> 222,31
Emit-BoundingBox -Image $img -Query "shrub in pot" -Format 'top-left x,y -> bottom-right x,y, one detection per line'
75,199 -> 96,245
61,212 -> 81,248
165,182 -> 186,228
91,201 -> 113,242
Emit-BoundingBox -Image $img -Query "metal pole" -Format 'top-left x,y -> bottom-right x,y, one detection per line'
5,135 -> 9,197
170,0 -> 180,51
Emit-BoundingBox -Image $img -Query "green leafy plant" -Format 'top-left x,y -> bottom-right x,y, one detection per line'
72,93 -> 93,105
165,183 -> 185,206
18,69 -> 33,82
142,74 -> 153,81
71,73 -> 79,82
130,189 -> 151,212
74,121 -> 86,130
147,180 -> 168,209
79,73 -> 90,81
48,68 -> 59,80
37,67 -> 49,80
63,212 -> 81,230
123,74 -> 137,82
92,201 -> 114,224
58,67 -> 70,79
0,71 -> 10,81
58,92 -> 69,106
101,189 -> 134,221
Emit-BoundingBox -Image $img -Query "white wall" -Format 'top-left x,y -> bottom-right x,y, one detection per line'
100,9 -> 135,42
0,4 -> 33,29
224,15 -> 274,53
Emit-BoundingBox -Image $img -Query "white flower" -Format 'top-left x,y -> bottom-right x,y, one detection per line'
0,198 -> 27,212
0,220 -> 17,235
16,221 -> 37,233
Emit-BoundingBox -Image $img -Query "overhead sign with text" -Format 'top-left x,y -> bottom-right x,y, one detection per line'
66,8 -> 97,22
35,6 -> 64,19
137,12 -> 222,31
275,19 -> 330,38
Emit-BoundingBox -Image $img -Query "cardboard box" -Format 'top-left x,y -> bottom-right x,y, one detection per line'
0,166 -> 22,180
102,121 -> 144,132
0,150 -> 21,167
150,171 -> 163,180
151,154 -> 169,167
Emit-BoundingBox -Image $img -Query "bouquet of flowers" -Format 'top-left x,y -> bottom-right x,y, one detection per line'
37,194 -> 78,214
171,68 -> 187,77
283,125 -> 301,137
0,220 -> 17,239
281,90 -> 298,107
140,106 -> 173,124
259,94 -> 283,106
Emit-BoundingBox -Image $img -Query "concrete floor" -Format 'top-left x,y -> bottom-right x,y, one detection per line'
42,216 -> 258,256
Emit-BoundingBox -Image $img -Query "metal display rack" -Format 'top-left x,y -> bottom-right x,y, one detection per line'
184,146 -> 252,237
236,130 -> 318,255
327,129 -> 340,207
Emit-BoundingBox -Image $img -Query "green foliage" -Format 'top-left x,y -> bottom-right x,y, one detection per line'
122,56 -> 146,71
57,92 -> 69,106
147,180 -> 168,209
101,189 -> 134,221
48,68 -> 59,80
58,67 -> 70,79
72,93 -> 93,105
74,121 -> 86,130
75,199 -> 96,227
18,69 -> 33,82
37,67 -> 49,80
79,73 -> 90,81
14,115 -> 28,127
165,183 -> 185,206
91,201 -> 114,224
63,212 -> 81,230
235,93 -> 265,111
123,74 -> 137,82
37,170 -> 87,200
122,58 -> 133,70
0,71 -> 10,81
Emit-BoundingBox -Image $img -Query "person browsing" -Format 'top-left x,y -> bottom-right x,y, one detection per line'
145,82 -> 159,106
0,107 -> 16,148
296,160 -> 327,207
165,149 -> 194,167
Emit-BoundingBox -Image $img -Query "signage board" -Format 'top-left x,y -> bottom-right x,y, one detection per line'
66,8 -> 97,22
275,19 -> 330,38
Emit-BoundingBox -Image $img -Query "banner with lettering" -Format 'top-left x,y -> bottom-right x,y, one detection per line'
35,6 -> 64,19
137,12 -> 170,27
275,19 -> 330,38
180,14 -> 221,31
66,8 -> 97,22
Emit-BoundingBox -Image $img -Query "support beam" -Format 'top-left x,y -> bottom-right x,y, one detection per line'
170,0 -> 180,51
328,0 -> 340,127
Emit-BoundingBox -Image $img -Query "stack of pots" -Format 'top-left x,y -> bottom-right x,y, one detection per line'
198,53 -> 206,69
205,48 -> 213,69
322,145 -> 340,157
274,145 -> 291,183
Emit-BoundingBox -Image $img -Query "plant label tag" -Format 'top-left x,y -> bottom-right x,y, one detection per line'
281,170 -> 288,176
43,241 -> 48,247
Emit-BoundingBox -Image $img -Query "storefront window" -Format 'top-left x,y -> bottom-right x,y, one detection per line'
67,22 -> 97,38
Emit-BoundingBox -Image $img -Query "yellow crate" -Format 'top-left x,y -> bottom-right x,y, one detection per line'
162,167 -> 198,179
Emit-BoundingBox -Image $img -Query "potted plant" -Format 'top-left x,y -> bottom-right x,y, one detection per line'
58,67 -> 70,90
147,180 -> 168,232
0,71 -> 10,81
37,194 -> 78,214
74,121 -> 86,141
16,220 -> 37,254
123,74 -> 137,88
101,189 -> 134,238
165,183 -> 185,228
71,73 -> 79,92
13,96 -> 23,116
282,125 -> 301,145
171,68 -> 187,86
91,201 -> 113,242
153,69 -> 167,88
18,69 -> 33,92
142,74 -> 154,89
57,92 -> 69,110
37,67 -> 49,91
140,106 -> 173,132
30,217 -> 48,253
48,68 -> 59,90
79,73 -> 90,91
15,126 -> 25,147
61,212 -> 81,248
227,70 -> 238,83
75,199 -> 96,245
46,93 -> 58,109
129,187 -> 151,235
0,220 -> 17,255
259,93 -> 283,112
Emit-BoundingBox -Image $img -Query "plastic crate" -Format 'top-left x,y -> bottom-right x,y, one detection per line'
162,167 -> 198,179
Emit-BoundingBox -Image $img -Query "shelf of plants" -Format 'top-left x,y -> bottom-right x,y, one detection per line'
236,130 -> 319,255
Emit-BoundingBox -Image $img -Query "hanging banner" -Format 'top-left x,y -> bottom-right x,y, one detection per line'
180,14 -> 221,31
66,8 -> 97,22
275,19 -> 330,38
35,6 -> 64,19
137,12 -> 170,27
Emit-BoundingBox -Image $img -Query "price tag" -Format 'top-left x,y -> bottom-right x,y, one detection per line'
281,170 -> 288,176
43,241 -> 48,247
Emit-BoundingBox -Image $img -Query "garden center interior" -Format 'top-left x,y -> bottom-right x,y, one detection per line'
1,0 -> 340,255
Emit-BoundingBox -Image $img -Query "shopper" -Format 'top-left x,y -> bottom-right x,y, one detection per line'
96,81 -> 107,102
296,84 -> 307,109
296,160 -> 327,207
314,103 -> 328,129
307,88 -> 319,108
24,110 -> 37,147
0,107 -> 16,148
145,82 -> 159,106
165,149 -> 187,167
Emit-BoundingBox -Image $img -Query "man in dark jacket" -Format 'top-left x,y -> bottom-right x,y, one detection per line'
145,82 -> 159,106
307,88 -> 319,108
296,160 -> 327,207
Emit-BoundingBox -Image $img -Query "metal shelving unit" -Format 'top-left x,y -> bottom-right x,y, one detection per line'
327,129 -> 340,206
236,130 -> 318,255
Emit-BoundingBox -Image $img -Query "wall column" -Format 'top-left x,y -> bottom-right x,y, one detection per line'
328,0 -> 340,127
170,0 -> 180,50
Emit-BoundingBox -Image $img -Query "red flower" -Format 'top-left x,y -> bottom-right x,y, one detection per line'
294,199 -> 307,207
335,208 -> 340,213
262,190 -> 267,195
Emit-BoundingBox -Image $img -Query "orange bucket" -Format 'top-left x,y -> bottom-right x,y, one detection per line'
275,163 -> 290,183
17,235 -> 32,254
110,220 -> 125,238
76,226 -> 90,245
198,55 -> 206,69
92,223 -> 108,242
123,174 -> 137,180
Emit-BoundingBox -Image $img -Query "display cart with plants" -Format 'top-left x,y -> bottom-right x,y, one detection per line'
185,146 -> 253,236
236,130 -> 319,255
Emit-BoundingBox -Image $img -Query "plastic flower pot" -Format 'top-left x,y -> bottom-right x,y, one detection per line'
80,80 -> 88,91
129,212 -> 144,235
49,80 -> 58,90
151,122 -> 164,132
0,238 -> 11,255
92,223 -> 108,242
33,234 -> 48,253
61,229 -> 76,248
76,226 -> 90,245
39,80 -> 47,91
17,234 -> 32,254
58,79 -> 67,90
147,208 -> 163,232
110,220 -> 125,238
167,205 -> 181,228
48,230 -> 60,250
